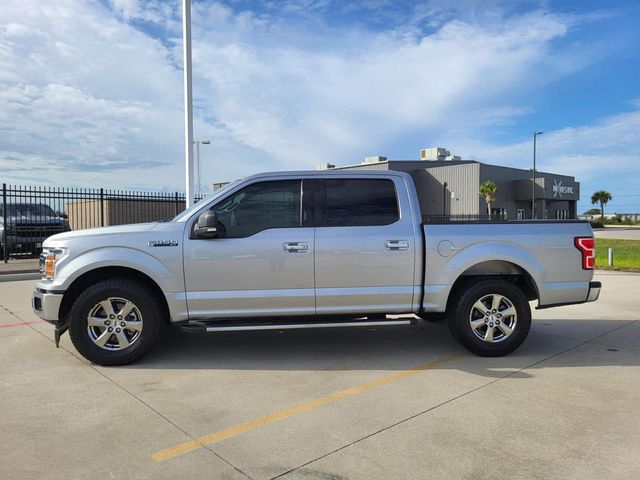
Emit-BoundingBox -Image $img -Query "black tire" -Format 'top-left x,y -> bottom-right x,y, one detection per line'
68,278 -> 164,366
448,278 -> 531,357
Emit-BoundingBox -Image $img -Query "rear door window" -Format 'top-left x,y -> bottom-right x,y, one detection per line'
322,179 -> 399,227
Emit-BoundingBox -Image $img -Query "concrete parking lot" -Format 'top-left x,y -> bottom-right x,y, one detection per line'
1,272 -> 639,480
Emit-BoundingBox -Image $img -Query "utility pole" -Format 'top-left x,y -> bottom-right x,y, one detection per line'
182,0 -> 195,208
532,131 -> 543,219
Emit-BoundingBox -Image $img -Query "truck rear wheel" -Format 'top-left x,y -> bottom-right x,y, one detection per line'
448,278 -> 531,357
68,278 -> 163,366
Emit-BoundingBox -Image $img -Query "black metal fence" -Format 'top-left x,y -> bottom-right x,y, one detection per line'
1,184 -> 202,262
422,214 -> 501,223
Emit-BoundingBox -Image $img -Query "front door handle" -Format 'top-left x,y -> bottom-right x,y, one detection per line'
385,240 -> 409,251
284,242 -> 309,253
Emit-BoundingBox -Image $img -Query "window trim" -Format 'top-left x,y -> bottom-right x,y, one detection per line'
317,178 -> 400,228
189,179 -> 305,239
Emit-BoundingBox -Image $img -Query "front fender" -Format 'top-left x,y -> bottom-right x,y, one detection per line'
50,246 -> 184,294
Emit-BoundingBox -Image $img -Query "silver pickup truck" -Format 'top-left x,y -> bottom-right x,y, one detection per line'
32,170 -> 600,365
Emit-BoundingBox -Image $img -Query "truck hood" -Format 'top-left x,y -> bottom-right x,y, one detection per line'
43,222 -> 160,246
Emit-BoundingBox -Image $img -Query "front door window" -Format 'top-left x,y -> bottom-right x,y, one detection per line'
212,180 -> 301,238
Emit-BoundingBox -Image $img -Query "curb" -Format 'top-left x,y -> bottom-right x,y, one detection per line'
0,272 -> 41,282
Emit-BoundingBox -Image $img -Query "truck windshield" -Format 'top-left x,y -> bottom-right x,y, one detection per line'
173,179 -> 242,223
1,204 -> 56,217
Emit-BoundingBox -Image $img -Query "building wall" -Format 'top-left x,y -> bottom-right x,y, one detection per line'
66,199 -> 103,230
480,165 -> 579,219
326,158 -> 579,219
66,198 -> 185,230
336,161 -> 391,171
416,163 -> 480,217
106,199 -> 183,226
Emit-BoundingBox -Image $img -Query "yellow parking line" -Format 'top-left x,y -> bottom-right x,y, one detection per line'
152,352 -> 463,462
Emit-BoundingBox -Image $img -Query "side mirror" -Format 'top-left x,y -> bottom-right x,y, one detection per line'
194,210 -> 221,239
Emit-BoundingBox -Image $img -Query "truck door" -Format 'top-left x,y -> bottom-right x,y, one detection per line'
183,179 -> 315,319
314,177 -> 416,314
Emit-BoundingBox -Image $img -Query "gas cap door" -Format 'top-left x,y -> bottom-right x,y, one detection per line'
437,239 -> 456,257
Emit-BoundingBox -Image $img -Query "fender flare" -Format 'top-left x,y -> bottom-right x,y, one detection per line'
424,241 -> 543,312
442,241 -> 544,285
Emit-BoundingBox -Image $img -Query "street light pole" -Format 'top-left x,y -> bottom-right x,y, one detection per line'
532,131 -> 543,219
194,139 -> 211,196
182,0 -> 195,208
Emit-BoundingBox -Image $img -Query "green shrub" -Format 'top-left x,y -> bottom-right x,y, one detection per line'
590,219 -> 604,228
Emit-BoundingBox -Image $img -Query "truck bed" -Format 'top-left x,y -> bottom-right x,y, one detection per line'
421,220 -> 594,311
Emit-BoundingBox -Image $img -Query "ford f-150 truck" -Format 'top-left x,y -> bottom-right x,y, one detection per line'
1,203 -> 69,258
32,170 -> 601,365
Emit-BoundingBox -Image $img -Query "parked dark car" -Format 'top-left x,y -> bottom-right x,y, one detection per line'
0,203 -> 69,257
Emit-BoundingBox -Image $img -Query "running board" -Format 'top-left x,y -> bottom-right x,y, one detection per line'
178,318 -> 415,333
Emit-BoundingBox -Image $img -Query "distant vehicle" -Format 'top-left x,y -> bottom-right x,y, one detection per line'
0,203 -> 69,257
33,170 -> 600,365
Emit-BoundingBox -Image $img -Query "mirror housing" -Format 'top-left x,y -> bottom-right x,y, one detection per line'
194,210 -> 221,239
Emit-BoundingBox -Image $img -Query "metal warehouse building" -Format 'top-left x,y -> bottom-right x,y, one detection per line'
325,147 -> 580,220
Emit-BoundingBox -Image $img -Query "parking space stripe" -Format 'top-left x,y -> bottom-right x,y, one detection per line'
0,320 -> 44,329
152,352 -> 463,462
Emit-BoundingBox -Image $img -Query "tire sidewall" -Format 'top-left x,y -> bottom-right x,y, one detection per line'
452,279 -> 531,356
69,279 -> 162,365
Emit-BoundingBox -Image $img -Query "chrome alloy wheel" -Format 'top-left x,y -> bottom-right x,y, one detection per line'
468,293 -> 518,343
86,297 -> 143,351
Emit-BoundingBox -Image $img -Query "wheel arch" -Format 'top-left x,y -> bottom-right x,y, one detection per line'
446,260 -> 539,313
59,266 -> 170,324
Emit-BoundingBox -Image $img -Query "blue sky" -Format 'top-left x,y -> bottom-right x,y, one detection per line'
1,0 -> 639,214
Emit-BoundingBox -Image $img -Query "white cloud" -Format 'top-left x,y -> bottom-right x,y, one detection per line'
0,0 -> 185,189
0,0 -> 636,212
188,7 -> 587,172
111,0 -> 140,20
446,105 -> 640,212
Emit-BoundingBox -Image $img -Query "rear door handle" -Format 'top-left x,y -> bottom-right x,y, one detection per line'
284,242 -> 309,253
385,240 -> 409,251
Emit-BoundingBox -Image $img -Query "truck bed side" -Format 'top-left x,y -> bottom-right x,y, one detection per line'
421,221 -> 594,312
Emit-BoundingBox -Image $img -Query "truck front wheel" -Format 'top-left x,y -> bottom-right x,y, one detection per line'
68,278 -> 164,366
448,279 -> 531,357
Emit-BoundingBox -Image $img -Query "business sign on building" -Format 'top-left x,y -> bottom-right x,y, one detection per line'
552,180 -> 574,198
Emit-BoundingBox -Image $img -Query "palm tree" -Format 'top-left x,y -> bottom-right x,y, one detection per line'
479,181 -> 497,216
591,190 -> 612,220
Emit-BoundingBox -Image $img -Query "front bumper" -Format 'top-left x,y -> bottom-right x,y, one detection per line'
586,281 -> 601,302
32,289 -> 64,323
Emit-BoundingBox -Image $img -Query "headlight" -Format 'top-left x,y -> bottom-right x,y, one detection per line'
40,247 -> 68,280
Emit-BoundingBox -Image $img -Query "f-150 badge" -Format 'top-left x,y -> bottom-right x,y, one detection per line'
148,240 -> 179,247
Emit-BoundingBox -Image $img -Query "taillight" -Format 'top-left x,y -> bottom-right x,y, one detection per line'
574,237 -> 595,270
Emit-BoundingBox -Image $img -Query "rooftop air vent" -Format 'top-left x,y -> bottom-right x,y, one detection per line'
363,155 -> 387,164
316,163 -> 335,170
